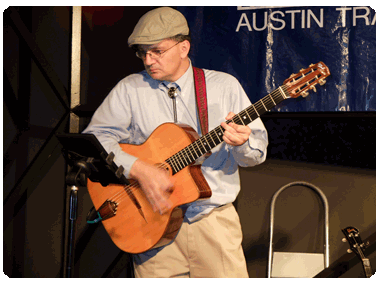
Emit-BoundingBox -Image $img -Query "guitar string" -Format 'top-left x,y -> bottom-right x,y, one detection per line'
106,162 -> 168,205
168,87 -> 286,170
99,86 -> 289,212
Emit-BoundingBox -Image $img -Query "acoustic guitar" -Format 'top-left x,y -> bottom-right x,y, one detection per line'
87,62 -> 330,253
342,226 -> 373,278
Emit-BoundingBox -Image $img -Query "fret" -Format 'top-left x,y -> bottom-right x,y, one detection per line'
260,99 -> 268,111
251,104 -> 260,117
278,86 -> 287,99
179,154 -> 189,172
197,139 -> 208,153
193,140 -> 202,155
198,138 -> 207,153
244,109 -> 252,122
215,127 -> 224,142
175,152 -> 184,168
177,150 -> 184,163
265,95 -> 276,109
202,136 -> 212,150
208,132 -> 217,146
192,141 -> 203,157
168,157 -> 179,173
173,153 -> 185,169
267,99 -> 275,110
187,145 -> 196,161
178,153 -> 187,169
195,139 -> 206,154
237,111 -> 250,126
254,102 -> 263,115
236,114 -> 245,125
180,149 -> 191,165
195,142 -> 204,157
213,129 -> 222,143
268,93 -> 276,105
185,148 -> 194,163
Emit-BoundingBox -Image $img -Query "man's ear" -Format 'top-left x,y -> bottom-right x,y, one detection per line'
180,40 -> 191,58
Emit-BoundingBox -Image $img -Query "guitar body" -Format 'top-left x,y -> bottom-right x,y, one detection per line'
87,123 -> 212,254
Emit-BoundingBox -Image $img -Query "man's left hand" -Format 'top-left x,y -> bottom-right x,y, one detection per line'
221,112 -> 251,146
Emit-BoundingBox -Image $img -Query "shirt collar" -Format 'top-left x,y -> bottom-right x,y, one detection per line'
158,59 -> 193,94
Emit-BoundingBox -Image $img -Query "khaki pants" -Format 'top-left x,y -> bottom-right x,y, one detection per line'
133,203 -> 249,278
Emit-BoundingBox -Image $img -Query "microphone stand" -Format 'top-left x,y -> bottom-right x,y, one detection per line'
64,158 -> 92,277
57,133 -> 129,278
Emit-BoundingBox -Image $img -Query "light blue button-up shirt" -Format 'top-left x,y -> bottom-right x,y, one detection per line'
83,61 -> 268,222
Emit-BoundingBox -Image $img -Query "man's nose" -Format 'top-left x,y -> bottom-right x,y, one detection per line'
144,53 -> 156,66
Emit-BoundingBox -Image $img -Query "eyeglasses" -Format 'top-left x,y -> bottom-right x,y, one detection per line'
136,41 -> 181,60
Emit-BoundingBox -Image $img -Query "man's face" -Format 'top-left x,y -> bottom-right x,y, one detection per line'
138,39 -> 188,82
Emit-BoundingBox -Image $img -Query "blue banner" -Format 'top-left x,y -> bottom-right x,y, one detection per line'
177,6 -> 376,112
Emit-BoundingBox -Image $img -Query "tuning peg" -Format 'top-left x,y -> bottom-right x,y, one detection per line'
347,249 -> 353,253
312,86 -> 317,92
301,91 -> 309,97
309,63 -> 314,67
319,79 -> 326,85
342,238 -> 347,242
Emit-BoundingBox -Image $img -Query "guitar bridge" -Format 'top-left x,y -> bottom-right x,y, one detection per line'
98,199 -> 118,221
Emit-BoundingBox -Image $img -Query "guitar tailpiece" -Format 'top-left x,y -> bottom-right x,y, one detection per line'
97,199 -> 118,221
86,200 -> 118,224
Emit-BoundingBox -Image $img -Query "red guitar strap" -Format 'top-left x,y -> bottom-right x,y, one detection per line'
193,66 -> 208,136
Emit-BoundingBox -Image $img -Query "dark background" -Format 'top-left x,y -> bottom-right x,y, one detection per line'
3,6 -> 375,278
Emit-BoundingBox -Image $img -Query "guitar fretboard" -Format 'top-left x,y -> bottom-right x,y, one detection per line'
165,85 -> 289,175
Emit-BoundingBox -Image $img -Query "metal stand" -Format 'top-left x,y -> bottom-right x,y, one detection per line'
66,185 -> 78,278
64,158 -> 92,277
267,181 -> 329,278
57,133 -> 129,278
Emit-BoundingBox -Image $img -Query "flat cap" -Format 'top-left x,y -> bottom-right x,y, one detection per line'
128,7 -> 189,47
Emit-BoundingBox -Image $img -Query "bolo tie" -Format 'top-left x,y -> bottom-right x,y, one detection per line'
168,87 -> 178,123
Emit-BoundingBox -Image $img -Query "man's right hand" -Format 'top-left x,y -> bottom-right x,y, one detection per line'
129,159 -> 173,215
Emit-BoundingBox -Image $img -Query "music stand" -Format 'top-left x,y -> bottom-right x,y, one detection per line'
56,133 -> 129,277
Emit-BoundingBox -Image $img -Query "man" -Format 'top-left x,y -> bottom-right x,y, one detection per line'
83,7 -> 268,277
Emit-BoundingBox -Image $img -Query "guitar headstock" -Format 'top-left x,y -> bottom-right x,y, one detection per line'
283,62 -> 330,98
342,226 -> 368,257
342,226 -> 373,278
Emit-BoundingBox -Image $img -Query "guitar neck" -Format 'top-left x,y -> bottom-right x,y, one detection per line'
358,249 -> 372,278
362,258 -> 373,278
165,85 -> 289,175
